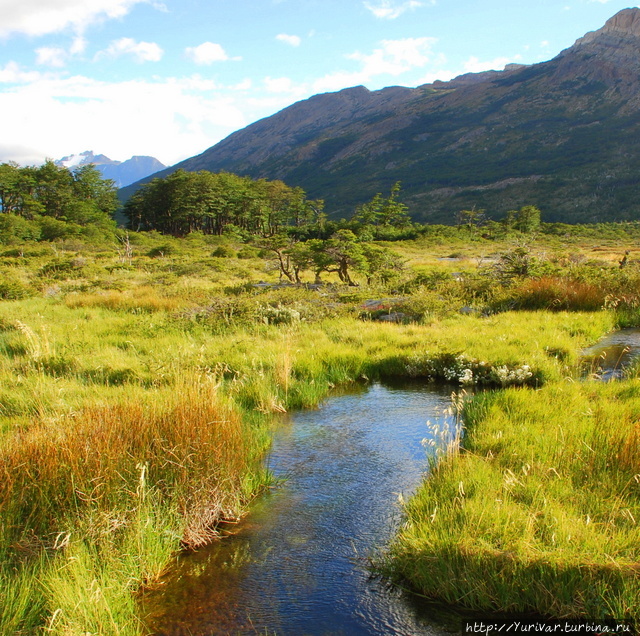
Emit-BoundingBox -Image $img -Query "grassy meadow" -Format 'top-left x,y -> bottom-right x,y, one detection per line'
0,226 -> 639,633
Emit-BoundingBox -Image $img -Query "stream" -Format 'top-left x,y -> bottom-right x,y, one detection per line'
140,329 -> 640,635
141,381 -> 462,635
581,327 -> 640,380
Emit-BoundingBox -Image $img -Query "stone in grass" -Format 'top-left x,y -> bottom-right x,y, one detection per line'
377,312 -> 408,323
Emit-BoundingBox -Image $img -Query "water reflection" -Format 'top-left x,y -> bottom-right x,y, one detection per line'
582,328 -> 640,380
141,381 -> 462,635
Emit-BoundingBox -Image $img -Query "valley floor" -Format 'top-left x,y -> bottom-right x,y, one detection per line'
0,230 -> 638,633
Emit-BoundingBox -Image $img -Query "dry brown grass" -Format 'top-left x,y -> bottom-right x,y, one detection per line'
512,276 -> 607,311
618,419 -> 640,474
0,376 -> 257,550
65,287 -> 185,313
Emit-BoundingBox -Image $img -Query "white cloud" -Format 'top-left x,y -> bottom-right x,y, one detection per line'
313,37 -> 437,92
0,74 -> 250,166
96,38 -> 164,63
70,36 -> 88,55
0,0 -> 150,37
35,35 -> 88,68
0,61 -> 42,83
276,34 -> 302,47
363,0 -> 425,20
185,42 -> 240,65
413,53 -> 525,86
263,76 -> 306,96
35,47 -> 68,68
463,55 -> 520,73
231,78 -> 252,91
370,37 -> 435,69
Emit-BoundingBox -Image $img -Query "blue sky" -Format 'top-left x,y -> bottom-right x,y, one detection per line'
0,0 -> 637,167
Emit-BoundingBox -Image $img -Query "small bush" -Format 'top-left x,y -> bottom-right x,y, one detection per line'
0,278 -> 31,300
211,245 -> 237,258
146,244 -> 175,258
38,217 -> 82,241
237,246 -> 259,259
258,304 -> 301,325
38,258 -> 82,279
0,214 -> 40,244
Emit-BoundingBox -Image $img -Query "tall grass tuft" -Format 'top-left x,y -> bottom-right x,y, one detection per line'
510,277 -> 607,311
1,375 -> 264,549
386,381 -> 640,621
0,375 -> 272,633
65,287 -> 184,313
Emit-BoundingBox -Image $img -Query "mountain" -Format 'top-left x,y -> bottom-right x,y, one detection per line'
57,151 -> 165,189
125,8 -> 640,224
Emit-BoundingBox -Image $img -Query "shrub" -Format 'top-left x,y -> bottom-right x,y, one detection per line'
511,277 -> 607,311
38,217 -> 82,241
211,245 -> 237,258
146,244 -> 175,258
38,258 -> 82,279
0,277 -> 31,300
0,214 -> 40,244
237,246 -> 259,259
258,304 -> 301,325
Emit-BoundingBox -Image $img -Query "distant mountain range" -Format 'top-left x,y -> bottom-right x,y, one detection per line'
57,151 -> 165,189
123,8 -> 640,224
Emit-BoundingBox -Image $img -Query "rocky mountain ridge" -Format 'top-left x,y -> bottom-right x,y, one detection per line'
57,151 -> 165,189
125,8 -> 640,224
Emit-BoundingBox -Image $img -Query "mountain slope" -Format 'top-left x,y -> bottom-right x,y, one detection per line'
128,8 -> 640,224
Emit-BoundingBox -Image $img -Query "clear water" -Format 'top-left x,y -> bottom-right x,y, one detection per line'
582,328 -> 640,380
141,381 -> 463,635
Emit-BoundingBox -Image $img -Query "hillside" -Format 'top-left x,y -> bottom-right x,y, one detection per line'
124,8 -> 640,224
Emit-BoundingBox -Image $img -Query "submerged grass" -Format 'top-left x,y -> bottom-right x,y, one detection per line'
386,380 -> 640,621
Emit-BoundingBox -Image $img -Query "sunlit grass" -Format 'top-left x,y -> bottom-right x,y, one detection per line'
386,380 -> 640,620
0,375 -> 272,634
0,231 -> 635,632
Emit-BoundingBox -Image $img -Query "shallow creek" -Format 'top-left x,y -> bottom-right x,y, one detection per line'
581,327 -> 640,380
140,330 -> 640,634
141,381 -> 463,635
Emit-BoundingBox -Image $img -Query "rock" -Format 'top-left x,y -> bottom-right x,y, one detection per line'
361,298 -> 406,310
377,312 -> 408,323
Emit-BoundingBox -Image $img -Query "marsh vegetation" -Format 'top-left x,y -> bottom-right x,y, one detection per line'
1,165 -> 639,633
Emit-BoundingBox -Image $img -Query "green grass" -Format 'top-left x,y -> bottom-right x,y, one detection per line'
386,380 -> 640,621
0,230 -> 636,633
0,376 -> 273,634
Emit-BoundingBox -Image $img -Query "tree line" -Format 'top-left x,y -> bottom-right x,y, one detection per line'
0,160 -> 546,286
124,170 -> 325,237
0,160 -> 118,226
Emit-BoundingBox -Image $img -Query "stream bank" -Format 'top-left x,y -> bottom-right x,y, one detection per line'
386,330 -> 640,623
141,381 -> 464,635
